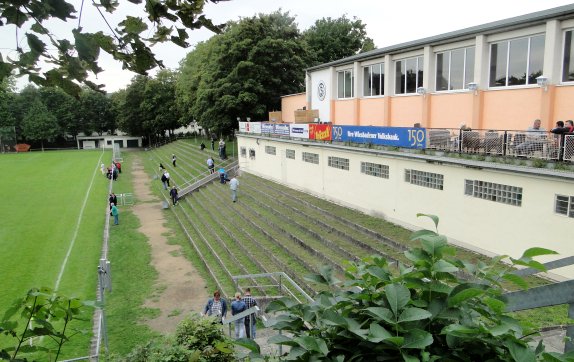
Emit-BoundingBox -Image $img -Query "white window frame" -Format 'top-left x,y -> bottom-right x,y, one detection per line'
363,62 -> 384,97
555,194 -> 574,217
562,29 -> 574,84
337,69 -> 354,99
395,56 -> 424,95
435,47 -> 475,92
488,34 -> 545,88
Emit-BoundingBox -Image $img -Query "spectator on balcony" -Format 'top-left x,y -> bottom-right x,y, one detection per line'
553,120 -> 574,134
516,119 -> 547,156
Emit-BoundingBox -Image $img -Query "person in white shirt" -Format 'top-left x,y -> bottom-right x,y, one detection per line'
229,176 -> 239,202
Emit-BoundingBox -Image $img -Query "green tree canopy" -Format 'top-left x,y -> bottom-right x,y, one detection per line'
21,98 -> 59,149
178,11 -> 309,135
303,15 -> 375,65
0,0 -> 224,95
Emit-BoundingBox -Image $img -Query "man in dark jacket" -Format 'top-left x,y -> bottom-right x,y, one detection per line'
169,186 -> 178,206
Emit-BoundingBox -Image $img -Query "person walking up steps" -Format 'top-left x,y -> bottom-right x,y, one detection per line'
169,186 -> 178,206
229,176 -> 239,202
172,154 -> 177,167
207,156 -> 215,174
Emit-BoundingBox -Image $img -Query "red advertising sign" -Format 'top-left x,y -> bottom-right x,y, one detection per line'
309,124 -> 332,141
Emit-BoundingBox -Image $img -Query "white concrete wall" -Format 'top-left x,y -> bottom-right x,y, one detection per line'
237,135 -> 574,279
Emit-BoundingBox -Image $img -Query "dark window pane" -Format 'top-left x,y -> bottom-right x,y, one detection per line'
338,71 -> 345,98
363,66 -> 371,96
490,42 -> 508,87
406,58 -> 417,93
465,47 -> 475,85
450,48 -> 465,90
528,35 -> 545,84
372,64 -> 382,95
396,61 -> 405,94
563,31 -> 574,82
344,71 -> 353,98
417,57 -> 424,88
436,53 -> 449,91
380,64 -> 385,96
508,38 -> 528,85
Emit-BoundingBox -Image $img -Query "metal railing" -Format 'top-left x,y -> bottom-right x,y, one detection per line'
505,256 -> 574,353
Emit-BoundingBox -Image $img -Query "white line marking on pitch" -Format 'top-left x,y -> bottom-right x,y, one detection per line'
54,152 -> 105,291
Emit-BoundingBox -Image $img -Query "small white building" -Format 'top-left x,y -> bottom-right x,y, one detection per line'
76,134 -> 143,149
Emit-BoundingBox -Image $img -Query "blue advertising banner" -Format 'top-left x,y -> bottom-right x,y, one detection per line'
331,126 -> 426,149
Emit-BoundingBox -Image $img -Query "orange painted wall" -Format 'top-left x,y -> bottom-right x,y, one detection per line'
388,96 -> 423,127
358,98 -> 385,126
554,86 -> 574,122
333,99 -> 356,125
481,88 -> 542,130
429,93 -> 474,128
281,93 -> 307,123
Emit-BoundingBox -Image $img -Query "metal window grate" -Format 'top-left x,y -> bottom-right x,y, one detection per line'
555,195 -> 574,217
328,156 -> 349,170
361,162 -> 389,178
249,149 -> 256,159
240,147 -> 246,158
286,149 -> 295,159
464,179 -> 522,206
265,146 -> 276,155
302,152 -> 319,164
405,169 -> 443,190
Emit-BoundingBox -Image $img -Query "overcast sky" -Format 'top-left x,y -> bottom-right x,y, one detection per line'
3,0 -> 574,92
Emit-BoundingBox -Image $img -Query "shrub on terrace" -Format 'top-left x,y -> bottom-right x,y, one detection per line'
241,214 -> 573,361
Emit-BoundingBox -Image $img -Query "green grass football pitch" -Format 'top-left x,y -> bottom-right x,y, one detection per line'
0,149 -> 112,356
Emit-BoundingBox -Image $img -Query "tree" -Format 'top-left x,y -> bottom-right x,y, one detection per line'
0,0 -> 224,95
303,15 -> 375,66
141,69 -> 182,137
21,98 -> 60,150
78,89 -> 115,136
116,75 -> 148,136
179,11 -> 309,135
39,87 -> 80,139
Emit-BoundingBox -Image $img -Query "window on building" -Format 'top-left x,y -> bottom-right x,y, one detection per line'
240,147 -> 246,158
395,56 -> 423,94
563,30 -> 574,82
265,146 -> 276,155
286,149 -> 295,159
249,149 -> 256,159
489,35 -> 545,87
302,152 -> 319,164
464,180 -> 522,206
555,195 -> 574,217
328,156 -> 349,170
361,162 -> 389,179
337,70 -> 354,98
363,63 -> 384,96
404,169 -> 443,190
436,47 -> 475,91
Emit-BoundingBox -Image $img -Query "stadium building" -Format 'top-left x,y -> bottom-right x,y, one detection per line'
236,4 -> 574,280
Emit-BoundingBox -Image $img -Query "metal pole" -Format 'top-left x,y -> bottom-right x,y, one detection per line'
97,267 -> 109,354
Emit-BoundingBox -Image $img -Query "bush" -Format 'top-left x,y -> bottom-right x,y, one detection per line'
251,214 -> 574,361
175,313 -> 234,361
114,313 -> 235,362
